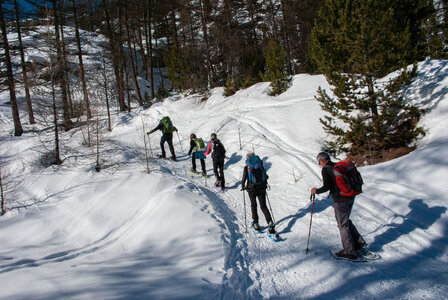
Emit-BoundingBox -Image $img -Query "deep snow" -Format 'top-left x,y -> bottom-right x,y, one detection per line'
0,26 -> 447,299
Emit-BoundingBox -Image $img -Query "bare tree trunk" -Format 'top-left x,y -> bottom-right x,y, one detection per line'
52,0 -> 73,130
102,53 -> 112,131
60,21 -> 74,118
102,0 -> 127,111
155,37 -> 165,92
145,0 -> 155,99
124,3 -> 143,106
0,161 -> 5,215
141,116 -> 151,174
0,3 -> 23,136
280,0 -> 293,75
13,0 -> 34,125
199,0 -> 215,88
72,0 -> 92,119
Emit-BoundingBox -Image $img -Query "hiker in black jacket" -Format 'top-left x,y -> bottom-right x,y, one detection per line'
310,152 -> 366,259
204,133 -> 225,189
241,153 -> 275,233
147,117 -> 178,161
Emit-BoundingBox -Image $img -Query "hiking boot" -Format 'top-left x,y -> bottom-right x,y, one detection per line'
251,222 -> 261,232
355,239 -> 368,251
201,171 -> 206,177
267,221 -> 275,233
170,156 -> 177,161
215,180 -> 221,187
190,168 -> 197,173
336,249 -> 357,260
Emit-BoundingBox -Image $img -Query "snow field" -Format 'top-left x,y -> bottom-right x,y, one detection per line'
0,58 -> 447,299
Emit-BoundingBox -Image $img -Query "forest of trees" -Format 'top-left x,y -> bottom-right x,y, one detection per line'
0,0 -> 447,157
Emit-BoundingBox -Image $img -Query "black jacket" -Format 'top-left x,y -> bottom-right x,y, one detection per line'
316,161 -> 336,195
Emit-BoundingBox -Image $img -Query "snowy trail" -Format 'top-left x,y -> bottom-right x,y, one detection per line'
1,63 -> 448,299
141,72 -> 448,299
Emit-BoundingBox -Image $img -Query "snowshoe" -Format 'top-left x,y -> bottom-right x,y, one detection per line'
356,248 -> 381,261
330,249 -> 367,262
251,222 -> 261,232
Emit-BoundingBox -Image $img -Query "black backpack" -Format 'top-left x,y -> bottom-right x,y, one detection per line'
212,139 -> 226,157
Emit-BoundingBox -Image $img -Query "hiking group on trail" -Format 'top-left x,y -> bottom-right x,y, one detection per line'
148,116 -> 371,260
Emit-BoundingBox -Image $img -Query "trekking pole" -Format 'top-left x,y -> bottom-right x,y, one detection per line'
305,194 -> 316,255
243,190 -> 248,233
265,191 -> 276,224
176,131 -> 184,154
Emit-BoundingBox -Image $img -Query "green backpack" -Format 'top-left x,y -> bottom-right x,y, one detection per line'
160,117 -> 175,133
194,138 -> 206,151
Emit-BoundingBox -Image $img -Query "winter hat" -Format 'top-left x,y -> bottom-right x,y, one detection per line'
246,152 -> 255,159
316,152 -> 330,163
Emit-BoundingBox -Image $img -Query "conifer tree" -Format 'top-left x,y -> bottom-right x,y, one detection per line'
310,0 -> 431,158
261,38 -> 289,96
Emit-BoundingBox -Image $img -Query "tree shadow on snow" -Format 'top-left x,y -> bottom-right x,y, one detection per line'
369,199 -> 446,252
312,219 -> 448,300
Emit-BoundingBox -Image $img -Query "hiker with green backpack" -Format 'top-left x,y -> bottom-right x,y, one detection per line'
188,133 -> 207,177
147,116 -> 178,161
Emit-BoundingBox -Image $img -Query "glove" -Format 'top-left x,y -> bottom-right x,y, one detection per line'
241,186 -> 246,191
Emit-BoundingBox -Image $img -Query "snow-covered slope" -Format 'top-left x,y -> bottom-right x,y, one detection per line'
1,58 -> 447,299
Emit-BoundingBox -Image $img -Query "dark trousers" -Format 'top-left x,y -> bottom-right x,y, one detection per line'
192,154 -> 206,173
212,156 -> 225,188
160,134 -> 175,158
333,198 -> 364,256
248,190 -> 272,224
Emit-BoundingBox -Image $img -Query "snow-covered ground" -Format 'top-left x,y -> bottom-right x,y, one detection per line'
1,29 -> 447,299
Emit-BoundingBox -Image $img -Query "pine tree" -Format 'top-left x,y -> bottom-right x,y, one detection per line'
261,38 -> 289,96
310,0 -> 431,158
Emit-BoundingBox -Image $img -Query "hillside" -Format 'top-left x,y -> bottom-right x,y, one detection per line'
1,27 -> 448,299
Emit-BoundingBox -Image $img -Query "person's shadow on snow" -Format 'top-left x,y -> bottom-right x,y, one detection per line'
224,153 -> 242,168
276,196 -> 333,235
370,199 -> 446,252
